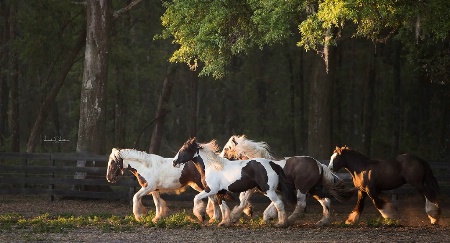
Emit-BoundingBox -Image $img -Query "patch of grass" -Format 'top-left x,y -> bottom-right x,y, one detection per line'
238,216 -> 267,228
366,217 -> 400,227
0,210 -> 201,233
0,213 -> 23,230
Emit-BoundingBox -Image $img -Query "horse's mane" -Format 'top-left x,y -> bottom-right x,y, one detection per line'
199,140 -> 224,171
232,135 -> 274,160
334,146 -> 369,161
118,148 -> 160,168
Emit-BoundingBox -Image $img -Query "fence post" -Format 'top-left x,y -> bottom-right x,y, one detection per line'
49,157 -> 55,202
22,158 -> 28,192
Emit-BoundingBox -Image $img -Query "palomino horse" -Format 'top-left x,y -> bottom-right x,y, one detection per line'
220,135 -> 355,225
329,146 -> 441,225
172,138 -> 297,227
106,148 -> 225,223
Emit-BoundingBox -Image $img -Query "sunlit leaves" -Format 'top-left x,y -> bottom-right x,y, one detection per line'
160,0 -> 450,78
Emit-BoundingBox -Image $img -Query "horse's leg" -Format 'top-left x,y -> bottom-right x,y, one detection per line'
345,190 -> 367,224
193,190 -> 215,223
367,190 -> 395,220
151,192 -> 168,223
132,186 -> 153,221
263,202 -> 277,222
265,190 -> 288,227
311,195 -> 331,226
411,182 -> 441,224
287,190 -> 307,224
230,189 -> 255,223
207,196 -> 222,223
218,201 -> 232,227
425,197 -> 440,224
242,189 -> 255,217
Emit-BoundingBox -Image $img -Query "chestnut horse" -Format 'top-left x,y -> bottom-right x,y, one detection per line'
329,146 -> 441,225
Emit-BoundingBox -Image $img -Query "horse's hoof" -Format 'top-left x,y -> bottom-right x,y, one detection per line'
315,220 -> 329,226
244,207 -> 253,217
275,222 -> 289,228
345,220 -> 355,225
218,221 -> 231,227
152,218 -> 160,223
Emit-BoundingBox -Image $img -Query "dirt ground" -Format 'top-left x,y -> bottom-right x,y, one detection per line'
1,193 -> 449,242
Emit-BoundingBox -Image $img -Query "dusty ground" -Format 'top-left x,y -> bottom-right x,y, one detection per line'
0,193 -> 449,242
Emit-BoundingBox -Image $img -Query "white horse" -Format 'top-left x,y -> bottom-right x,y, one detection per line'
106,148 -> 222,223
172,138 -> 297,227
220,135 -> 355,225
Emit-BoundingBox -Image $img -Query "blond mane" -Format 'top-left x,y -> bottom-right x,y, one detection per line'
118,148 -> 159,168
199,140 -> 224,171
229,135 -> 274,160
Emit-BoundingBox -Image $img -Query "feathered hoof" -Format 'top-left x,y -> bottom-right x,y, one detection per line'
345,219 -> 356,225
315,219 -> 330,226
428,215 -> 439,225
218,220 -> 231,227
243,206 -> 253,217
275,221 -> 289,228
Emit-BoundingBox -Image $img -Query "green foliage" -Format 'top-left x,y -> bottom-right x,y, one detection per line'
0,210 -> 200,234
366,217 -> 400,227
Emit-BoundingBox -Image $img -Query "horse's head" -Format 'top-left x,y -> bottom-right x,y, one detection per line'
173,137 -> 200,168
106,148 -> 125,183
328,146 -> 350,172
219,135 -> 246,160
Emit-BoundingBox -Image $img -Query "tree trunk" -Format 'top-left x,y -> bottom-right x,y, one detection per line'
0,0 -> 9,148
307,41 -> 335,159
8,2 -> 19,152
188,70 -> 198,138
391,41 -> 402,156
75,0 -> 112,185
149,65 -> 176,154
113,66 -> 127,149
26,26 -> 86,153
362,45 -> 376,156
287,52 -> 297,154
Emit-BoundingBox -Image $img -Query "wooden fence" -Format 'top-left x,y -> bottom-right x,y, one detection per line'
0,153 -> 448,202
0,152 -> 139,201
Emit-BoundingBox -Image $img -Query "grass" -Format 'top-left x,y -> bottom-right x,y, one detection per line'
0,210 -> 201,233
366,217 -> 400,227
0,210 -> 407,234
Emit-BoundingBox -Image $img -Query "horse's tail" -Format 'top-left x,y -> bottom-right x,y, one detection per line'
270,162 -> 297,205
423,160 -> 441,201
320,163 -> 356,202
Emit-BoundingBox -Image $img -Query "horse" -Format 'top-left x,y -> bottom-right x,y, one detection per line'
329,146 -> 441,225
220,135 -> 355,225
105,148 -> 224,223
172,137 -> 297,227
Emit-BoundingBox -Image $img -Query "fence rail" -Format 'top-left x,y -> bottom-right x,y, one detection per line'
0,153 -> 448,202
0,152 -> 139,201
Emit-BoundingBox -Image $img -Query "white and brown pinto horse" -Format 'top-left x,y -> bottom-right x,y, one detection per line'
172,138 -> 297,227
329,146 -> 441,225
106,148 -> 223,223
220,135 -> 355,225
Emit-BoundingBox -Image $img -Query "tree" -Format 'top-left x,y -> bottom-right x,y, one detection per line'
75,0 -> 143,184
160,0 -> 450,158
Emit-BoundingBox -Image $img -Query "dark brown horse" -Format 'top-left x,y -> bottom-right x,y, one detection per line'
329,146 -> 441,225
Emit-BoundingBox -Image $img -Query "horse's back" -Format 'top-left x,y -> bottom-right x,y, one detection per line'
284,156 -> 322,192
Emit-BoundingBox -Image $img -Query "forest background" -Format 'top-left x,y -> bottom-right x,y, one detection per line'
0,0 -> 449,162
